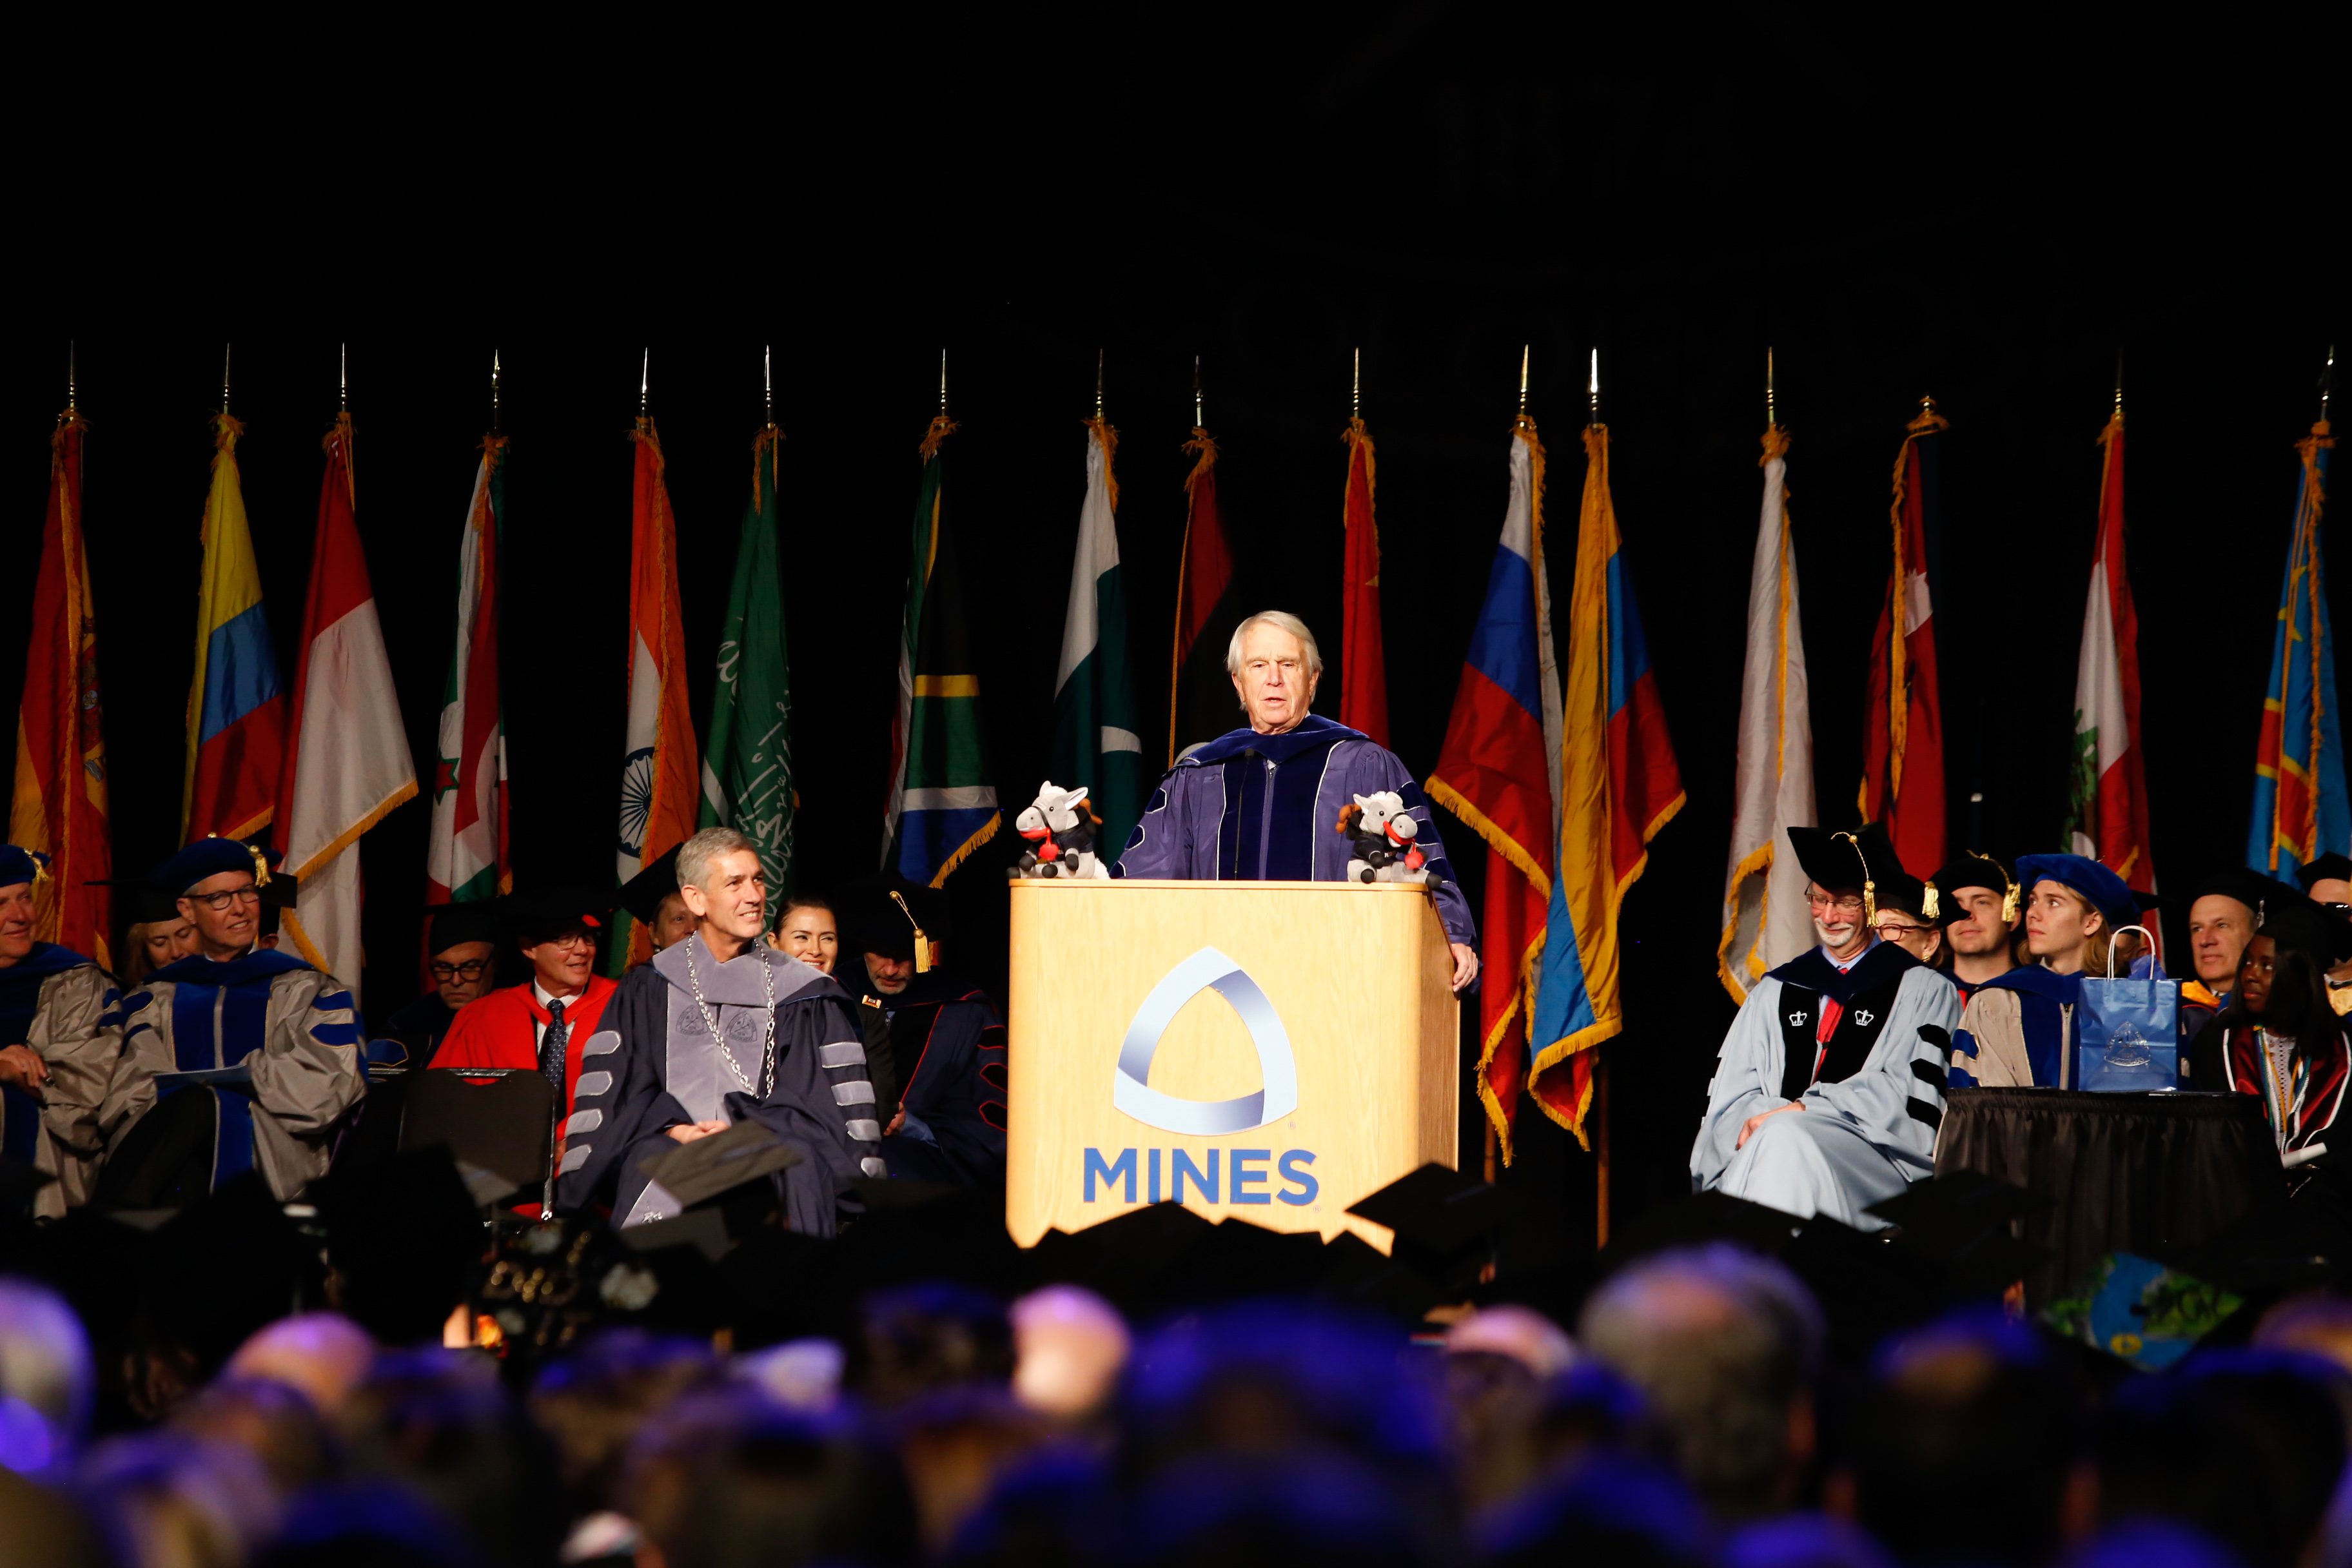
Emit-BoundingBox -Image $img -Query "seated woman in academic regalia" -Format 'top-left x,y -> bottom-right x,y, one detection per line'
2190,895 -> 2352,1219
1690,823 -> 1960,1230
1948,854 -> 2142,1089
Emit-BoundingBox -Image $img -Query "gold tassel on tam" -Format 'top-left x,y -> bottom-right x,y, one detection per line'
1832,830 -> 1875,926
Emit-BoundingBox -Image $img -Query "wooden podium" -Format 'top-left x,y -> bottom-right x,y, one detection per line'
1005,878 -> 1458,1251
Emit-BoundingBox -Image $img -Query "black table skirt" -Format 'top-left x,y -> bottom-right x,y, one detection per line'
1936,1088 -> 2287,1302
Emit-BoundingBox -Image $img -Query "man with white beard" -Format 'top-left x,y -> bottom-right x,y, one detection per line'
1690,823 -> 1961,1229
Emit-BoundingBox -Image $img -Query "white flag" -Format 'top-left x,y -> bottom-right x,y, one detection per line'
1719,429 -> 1816,1003
279,420 -> 417,1005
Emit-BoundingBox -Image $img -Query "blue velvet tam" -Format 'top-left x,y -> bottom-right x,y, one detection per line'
0,845 -> 50,890
2014,853 -> 2139,930
152,836 -> 271,895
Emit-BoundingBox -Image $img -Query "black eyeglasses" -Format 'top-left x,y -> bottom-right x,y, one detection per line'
2325,903 -> 2352,917
186,886 -> 260,912
429,959 -> 493,982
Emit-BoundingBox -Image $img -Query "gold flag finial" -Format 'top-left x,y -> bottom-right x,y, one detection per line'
339,342 -> 349,414
639,348 -> 651,417
491,349 -> 502,433
939,348 -> 948,417
222,342 -> 233,415
1193,354 -> 1202,429
1766,346 -> 1777,429
2114,350 -> 2124,418
66,341 -> 76,416
1518,344 -> 1530,416
1587,348 -> 1600,427
2323,344 -> 2337,424
1094,348 -> 1104,419
1352,346 -> 1362,421
764,343 -> 774,426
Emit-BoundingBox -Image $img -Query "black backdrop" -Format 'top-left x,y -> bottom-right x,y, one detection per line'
5,10 -> 2342,1266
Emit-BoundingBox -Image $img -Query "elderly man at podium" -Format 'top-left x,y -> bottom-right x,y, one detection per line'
1115,611 -> 1479,991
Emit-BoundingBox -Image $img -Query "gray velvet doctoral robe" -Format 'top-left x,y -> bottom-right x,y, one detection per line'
556,938 -> 886,1235
1690,941 -> 1959,1230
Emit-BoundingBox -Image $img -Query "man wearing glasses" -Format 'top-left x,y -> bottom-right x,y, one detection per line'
99,837 -> 365,1203
1690,822 -> 1960,1230
382,905 -> 500,1063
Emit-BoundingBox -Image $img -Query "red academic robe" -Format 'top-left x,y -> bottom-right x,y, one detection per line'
433,975 -> 619,1118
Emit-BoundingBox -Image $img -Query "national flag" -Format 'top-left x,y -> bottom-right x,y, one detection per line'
1052,416 -> 1144,858
275,413 -> 418,1001
1168,426 -> 1242,762
426,435 -> 510,906
884,417 -> 999,885
1859,405 -> 1948,874
1528,424 -> 1683,1144
2063,406 -> 2157,912
608,418 -> 698,972
1426,415 -> 1562,1163
1718,423 -> 1817,1003
700,424 -> 796,892
182,413 -> 285,845
2249,415 -> 2344,880
1340,416 -> 1391,747
8,405 -> 111,966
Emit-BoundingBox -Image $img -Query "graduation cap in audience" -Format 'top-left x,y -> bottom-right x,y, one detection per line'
1601,1190 -> 1807,1268
2297,853 -> 2352,896
616,845 -> 684,927
633,1119 -> 803,1211
2188,867 -> 2300,922
1347,1162 -> 1511,1294
425,901 -> 498,957
1931,852 -> 2021,924
1867,1171 -> 2054,1298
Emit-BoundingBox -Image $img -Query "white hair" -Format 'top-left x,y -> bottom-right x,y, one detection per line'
1225,611 -> 1325,680
676,826 -> 758,896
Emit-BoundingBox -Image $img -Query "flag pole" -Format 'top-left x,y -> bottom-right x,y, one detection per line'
2322,344 -> 2336,424
1518,343 -> 1530,418
940,348 -> 949,417
1766,346 -> 1777,429
1193,353 -> 1202,428
1095,348 -> 1104,419
640,348 -> 650,418
1586,343 -> 1610,1247
1353,346 -> 1361,421
66,341 -> 77,417
340,343 -> 349,415
491,350 -> 502,433
765,343 -> 774,428
222,343 -> 232,416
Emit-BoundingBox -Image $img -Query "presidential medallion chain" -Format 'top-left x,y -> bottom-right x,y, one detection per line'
685,933 -> 777,1099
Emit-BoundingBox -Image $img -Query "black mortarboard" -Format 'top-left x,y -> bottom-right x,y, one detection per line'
90,878 -> 185,926
2188,867 -> 2299,921
841,877 -> 949,967
426,903 -> 498,956
151,836 -> 275,895
2298,854 -> 2352,894
1600,1190 -> 1806,1268
1930,852 -> 2021,926
1346,1162 -> 1510,1293
2253,892 -> 2352,965
1786,824 -> 1881,897
616,844 -> 684,926
632,1119 -> 803,1211
505,887 -> 610,948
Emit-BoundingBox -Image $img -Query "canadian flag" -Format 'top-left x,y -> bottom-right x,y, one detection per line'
2065,409 -> 2157,904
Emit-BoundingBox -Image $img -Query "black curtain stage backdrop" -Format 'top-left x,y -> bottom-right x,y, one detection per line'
3,8 -> 2340,1272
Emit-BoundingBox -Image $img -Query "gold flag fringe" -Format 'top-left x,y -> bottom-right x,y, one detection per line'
1084,415 -> 1119,512
751,424 -> 785,511
918,415 -> 958,462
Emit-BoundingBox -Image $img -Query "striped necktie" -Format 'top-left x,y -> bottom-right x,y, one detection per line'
540,998 -> 569,1101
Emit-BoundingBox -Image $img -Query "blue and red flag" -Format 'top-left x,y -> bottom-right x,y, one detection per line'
181,413 -> 285,845
1528,423 -> 1683,1147
2249,416 -> 2344,880
1427,415 -> 1562,1165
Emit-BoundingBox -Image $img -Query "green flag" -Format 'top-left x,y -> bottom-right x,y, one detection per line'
885,415 -> 999,885
1052,416 -> 1144,856
700,427 -> 796,892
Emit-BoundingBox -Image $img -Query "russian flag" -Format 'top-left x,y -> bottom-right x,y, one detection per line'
182,413 -> 285,846
1529,423 -> 1683,1147
1427,417 -> 1562,1164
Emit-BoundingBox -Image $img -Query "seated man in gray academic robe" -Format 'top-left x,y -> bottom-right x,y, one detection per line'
1691,823 -> 1959,1230
558,827 -> 886,1235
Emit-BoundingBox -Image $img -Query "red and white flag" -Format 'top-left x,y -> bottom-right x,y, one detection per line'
2064,407 -> 2157,905
277,413 -> 417,1001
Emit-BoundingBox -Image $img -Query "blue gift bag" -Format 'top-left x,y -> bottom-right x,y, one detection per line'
2077,926 -> 2179,1092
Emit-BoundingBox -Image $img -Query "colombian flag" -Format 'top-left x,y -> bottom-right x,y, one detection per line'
1528,424 -> 1682,1146
182,413 -> 284,845
1427,415 -> 1560,1164
2249,417 -> 2343,880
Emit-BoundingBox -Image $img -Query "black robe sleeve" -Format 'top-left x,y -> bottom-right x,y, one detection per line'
899,993 -> 1008,1179
556,966 -> 691,1214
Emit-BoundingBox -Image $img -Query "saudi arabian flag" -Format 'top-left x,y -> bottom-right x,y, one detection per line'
1052,417 -> 1144,857
699,427 -> 796,891
884,416 -> 999,886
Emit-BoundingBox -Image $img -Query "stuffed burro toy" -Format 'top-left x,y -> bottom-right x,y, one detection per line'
1010,781 -> 1110,879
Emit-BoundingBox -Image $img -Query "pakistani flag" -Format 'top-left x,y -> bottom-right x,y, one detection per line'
1053,417 -> 1144,856
884,416 -> 999,885
700,427 -> 796,891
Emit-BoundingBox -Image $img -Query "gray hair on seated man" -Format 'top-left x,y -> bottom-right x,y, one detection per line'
1577,1244 -> 1824,1522
1224,610 -> 1324,678
676,827 -> 760,901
